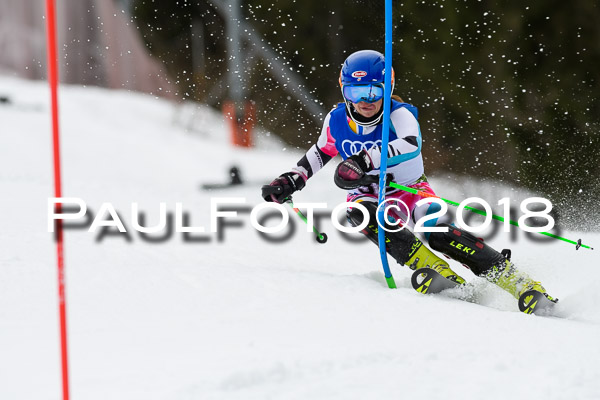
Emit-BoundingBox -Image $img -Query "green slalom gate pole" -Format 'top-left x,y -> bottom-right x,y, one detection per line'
388,182 -> 594,250
285,198 -> 328,244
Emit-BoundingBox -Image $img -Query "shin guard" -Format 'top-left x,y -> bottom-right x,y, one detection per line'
427,224 -> 506,276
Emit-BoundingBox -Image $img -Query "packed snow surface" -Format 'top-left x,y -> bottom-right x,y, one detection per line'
1,77 -> 599,400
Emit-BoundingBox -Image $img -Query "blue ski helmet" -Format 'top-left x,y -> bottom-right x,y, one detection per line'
339,50 -> 395,126
339,50 -> 393,86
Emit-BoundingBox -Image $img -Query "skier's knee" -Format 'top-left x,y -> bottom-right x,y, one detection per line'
347,201 -> 374,228
412,201 -> 452,241
347,201 -> 420,265
347,201 -> 377,244
427,224 -> 506,276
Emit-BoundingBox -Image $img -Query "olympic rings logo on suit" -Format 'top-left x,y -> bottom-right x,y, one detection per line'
341,139 -> 381,158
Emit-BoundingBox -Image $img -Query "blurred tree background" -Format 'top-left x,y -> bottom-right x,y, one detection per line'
132,0 -> 600,227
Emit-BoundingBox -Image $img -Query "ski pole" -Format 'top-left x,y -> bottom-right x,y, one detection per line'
388,182 -> 593,250
284,198 -> 328,244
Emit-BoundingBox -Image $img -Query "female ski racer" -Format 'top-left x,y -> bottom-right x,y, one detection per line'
261,50 -> 556,313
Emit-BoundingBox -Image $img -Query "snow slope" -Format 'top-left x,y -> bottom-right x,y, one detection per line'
1,76 -> 599,400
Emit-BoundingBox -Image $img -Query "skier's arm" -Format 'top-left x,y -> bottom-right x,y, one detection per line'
291,113 -> 338,179
261,112 -> 338,203
368,107 -> 422,168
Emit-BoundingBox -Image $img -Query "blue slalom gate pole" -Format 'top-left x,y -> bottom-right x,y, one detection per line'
378,0 -> 396,289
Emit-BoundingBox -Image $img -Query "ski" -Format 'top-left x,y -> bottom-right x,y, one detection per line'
518,290 -> 558,315
411,268 -> 559,316
410,267 -> 462,294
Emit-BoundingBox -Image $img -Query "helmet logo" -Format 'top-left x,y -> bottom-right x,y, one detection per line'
351,71 -> 368,79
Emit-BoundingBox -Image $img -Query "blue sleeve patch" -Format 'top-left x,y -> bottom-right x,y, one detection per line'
423,201 -> 442,241
387,126 -> 422,166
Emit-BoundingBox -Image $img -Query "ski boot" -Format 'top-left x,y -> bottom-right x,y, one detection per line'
485,258 -> 558,314
347,202 -> 465,293
428,224 -> 558,314
404,238 -> 466,293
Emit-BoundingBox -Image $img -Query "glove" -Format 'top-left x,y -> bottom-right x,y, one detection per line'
261,172 -> 306,203
334,149 -> 376,189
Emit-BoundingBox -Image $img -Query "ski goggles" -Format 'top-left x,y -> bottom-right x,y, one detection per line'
342,84 -> 384,103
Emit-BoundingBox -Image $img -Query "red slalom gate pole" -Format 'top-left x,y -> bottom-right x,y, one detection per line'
44,1 -> 70,399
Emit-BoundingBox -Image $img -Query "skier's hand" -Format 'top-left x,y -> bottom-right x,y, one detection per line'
334,149 -> 375,189
261,172 -> 306,203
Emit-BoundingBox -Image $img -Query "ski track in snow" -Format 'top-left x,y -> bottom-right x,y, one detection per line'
1,77 -> 599,400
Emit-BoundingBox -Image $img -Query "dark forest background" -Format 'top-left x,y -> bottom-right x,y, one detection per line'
132,0 -> 600,228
